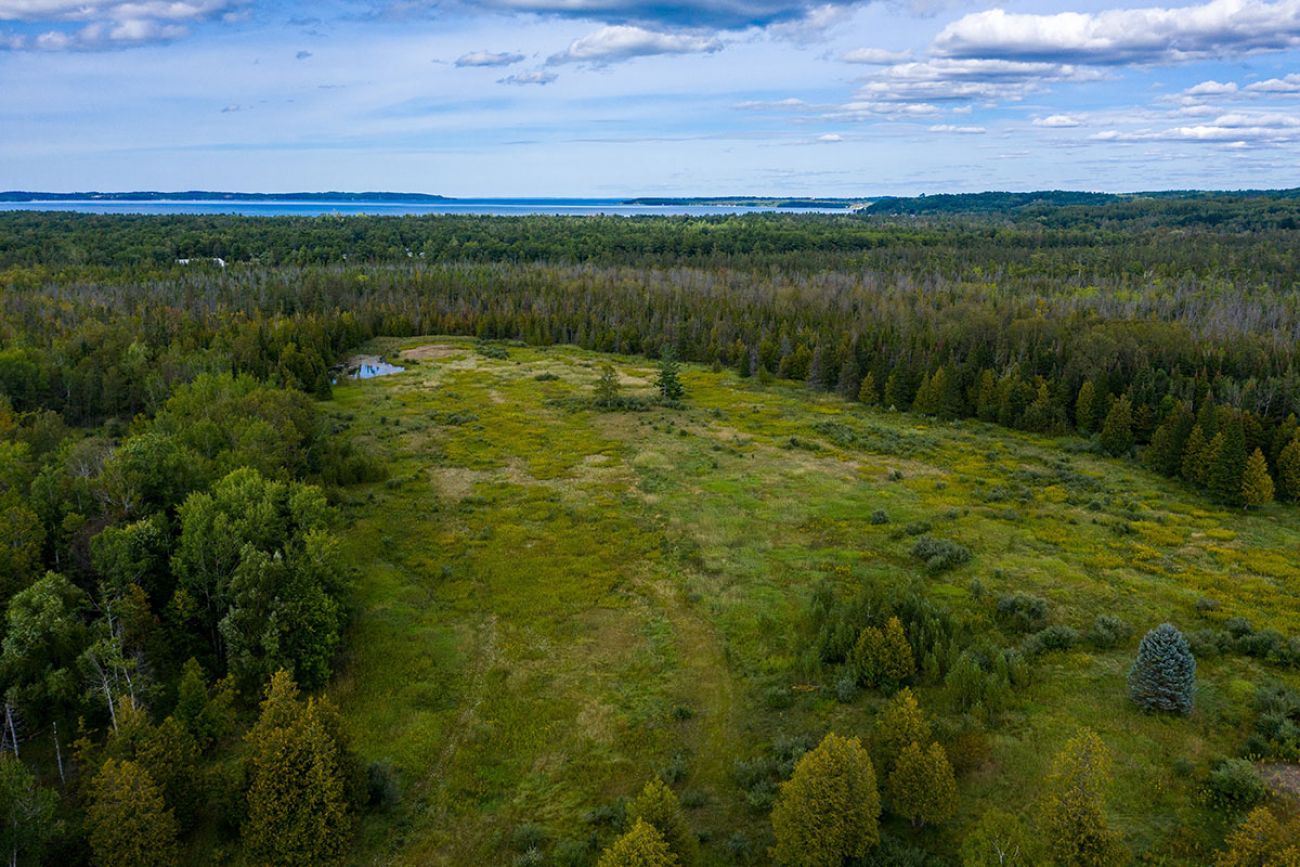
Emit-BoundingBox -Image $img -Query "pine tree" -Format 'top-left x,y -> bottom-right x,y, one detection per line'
836,354 -> 861,400
1208,415 -> 1247,505
911,370 -> 938,416
598,819 -> 678,867
244,671 -> 355,866
1181,425 -> 1208,484
1099,395 -> 1134,456
1277,437 -> 1300,502
770,733 -> 881,867
737,347 -> 752,378
806,345 -> 826,391
887,741 -> 957,828
852,617 -> 913,690
883,371 -> 901,410
975,369 -> 998,422
1216,806 -> 1300,867
656,351 -> 684,403
1075,381 -> 1097,434
1144,403 -> 1193,477
1128,624 -> 1195,714
1240,447 -> 1274,508
874,688 -> 932,774
595,364 -> 621,408
628,779 -> 697,866
1037,731 -> 1120,867
858,371 -> 879,406
86,758 -> 180,867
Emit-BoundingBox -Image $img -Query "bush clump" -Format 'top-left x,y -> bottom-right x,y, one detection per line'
995,593 -> 1049,633
1023,625 -> 1079,658
1205,759 -> 1269,813
910,536 -> 972,574
1087,615 -> 1133,649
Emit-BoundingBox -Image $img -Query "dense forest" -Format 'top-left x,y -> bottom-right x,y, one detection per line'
1,200 -> 1300,864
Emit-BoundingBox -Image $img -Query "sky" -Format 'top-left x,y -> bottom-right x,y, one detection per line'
1,0 -> 1299,196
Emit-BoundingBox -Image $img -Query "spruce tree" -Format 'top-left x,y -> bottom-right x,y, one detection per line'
1144,403 -> 1193,477
628,779 -> 697,866
1037,731 -> 1120,867
1240,448 -> 1274,508
1208,416 -> 1247,505
874,688 -> 932,774
975,370 -> 998,422
1075,381 -> 1097,434
1181,425 -> 1208,484
887,741 -> 957,828
806,345 -> 826,391
598,819 -> 678,867
86,759 -> 180,867
852,617 -> 913,690
1127,624 -> 1195,715
770,733 -> 880,867
656,351 -> 684,403
836,354 -> 861,400
858,371 -> 879,406
1099,395 -> 1134,456
1277,437 -> 1300,501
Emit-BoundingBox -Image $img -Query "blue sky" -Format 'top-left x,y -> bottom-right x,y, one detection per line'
2,0 -> 1299,195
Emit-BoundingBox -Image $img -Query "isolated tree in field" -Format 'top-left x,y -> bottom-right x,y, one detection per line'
858,371 -> 879,406
1128,623 -> 1195,715
595,364 -> 621,407
1099,395 -> 1133,456
0,755 -> 60,866
852,616 -> 914,690
1216,806 -> 1300,867
1074,381 -> 1097,434
770,732 -> 880,866
1037,730 -> 1120,867
960,808 -> 1032,866
597,819 -> 678,867
1240,448 -> 1274,508
628,778 -> 697,866
887,740 -> 957,827
244,671 -> 355,866
874,688 -> 932,774
1276,437 -> 1300,501
86,758 -> 180,867
656,351 -> 684,402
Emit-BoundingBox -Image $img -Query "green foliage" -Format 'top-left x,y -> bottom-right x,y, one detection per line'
628,779 -> 698,866
243,671 -> 356,867
1037,731 -> 1120,867
960,808 -> 1033,866
0,755 -> 60,866
995,593 -> 1049,634
910,536 -> 972,573
1128,624 -> 1196,715
1099,395 -> 1134,457
853,617 -> 916,690
875,688 -> 933,774
1204,759 -> 1268,814
1074,381 -> 1097,435
1241,448 -> 1275,508
1216,807 -> 1300,867
595,364 -> 622,408
887,741 -> 957,827
770,733 -> 881,867
0,572 -> 88,725
1208,416 -> 1248,505
1086,615 -> 1133,650
86,758 -> 180,867
597,819 -> 678,867
656,351 -> 684,403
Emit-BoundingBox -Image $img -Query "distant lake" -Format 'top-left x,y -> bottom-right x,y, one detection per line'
0,198 -> 847,217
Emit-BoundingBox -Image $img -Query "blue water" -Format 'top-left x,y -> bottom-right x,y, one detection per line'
0,198 -> 847,217
353,361 -> 405,379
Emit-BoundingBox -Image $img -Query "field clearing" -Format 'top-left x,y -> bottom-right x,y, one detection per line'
327,337 -> 1300,865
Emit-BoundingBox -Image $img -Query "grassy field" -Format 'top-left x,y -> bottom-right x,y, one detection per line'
325,337 -> 1300,865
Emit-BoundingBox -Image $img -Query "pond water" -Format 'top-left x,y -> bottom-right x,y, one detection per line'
352,361 -> 406,379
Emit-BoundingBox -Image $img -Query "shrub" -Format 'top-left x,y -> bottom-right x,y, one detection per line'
1205,759 -> 1269,813
910,536 -> 972,573
870,510 -> 890,525
1023,625 -> 1079,658
995,593 -> 1049,633
835,672 -> 859,704
1087,615 -> 1133,650
1128,624 -> 1196,715
1187,629 -> 1231,658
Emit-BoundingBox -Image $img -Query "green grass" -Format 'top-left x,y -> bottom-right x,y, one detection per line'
326,337 -> 1300,865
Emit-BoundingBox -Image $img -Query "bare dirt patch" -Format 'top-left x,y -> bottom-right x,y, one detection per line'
401,344 -> 466,361
1260,762 -> 1300,800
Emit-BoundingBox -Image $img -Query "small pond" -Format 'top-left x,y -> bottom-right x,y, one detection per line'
353,360 -> 406,379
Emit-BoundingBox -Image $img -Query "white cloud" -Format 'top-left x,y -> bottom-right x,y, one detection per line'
548,24 -> 723,65
497,69 -> 558,85
0,0 -> 244,49
817,132 -> 844,141
456,49 -> 525,67
853,58 -> 1101,106
839,46 -> 911,64
1033,113 -> 1082,127
929,123 -> 985,133
1246,73 -> 1300,92
468,0 -> 865,30
934,0 -> 1300,66
735,97 -> 807,109
1093,110 -> 1300,143
1185,79 -> 1238,95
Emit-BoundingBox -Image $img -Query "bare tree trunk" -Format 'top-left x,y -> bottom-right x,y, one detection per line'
52,722 -> 65,785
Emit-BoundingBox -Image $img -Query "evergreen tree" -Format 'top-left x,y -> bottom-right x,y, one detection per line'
1269,414 -> 1298,466
836,354 -> 861,400
1208,415 -> 1247,505
1022,379 -> 1061,433
595,364 -> 621,407
737,347 -> 752,378
851,617 -> 913,690
1128,624 -> 1195,715
656,351 -> 684,403
628,779 -> 697,866
1143,403 -> 1193,477
858,371 -> 879,406
883,371 -> 901,410
911,370 -> 938,416
1216,806 -> 1300,867
1099,395 -> 1134,456
1037,730 -> 1120,867
86,758 -> 180,867
874,688 -> 932,775
1181,425 -> 1208,484
806,345 -> 826,391
597,819 -> 678,867
1075,381 -> 1097,434
1277,437 -> 1300,502
0,755 -> 60,867
1240,447 -> 1274,508
887,740 -> 957,827
770,733 -> 881,867
975,370 -> 998,422
244,671 -> 355,866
